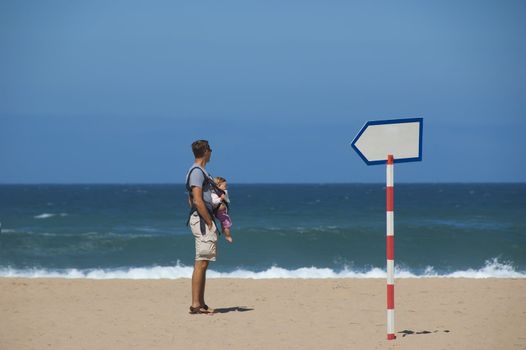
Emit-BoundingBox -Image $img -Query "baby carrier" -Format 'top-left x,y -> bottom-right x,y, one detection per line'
185,167 -> 227,235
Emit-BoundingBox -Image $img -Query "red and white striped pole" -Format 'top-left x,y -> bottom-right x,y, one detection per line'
386,154 -> 396,340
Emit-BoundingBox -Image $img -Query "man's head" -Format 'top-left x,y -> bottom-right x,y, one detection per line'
191,140 -> 212,160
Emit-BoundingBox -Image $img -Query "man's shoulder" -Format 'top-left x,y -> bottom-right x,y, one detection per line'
186,165 -> 209,187
187,165 -> 208,177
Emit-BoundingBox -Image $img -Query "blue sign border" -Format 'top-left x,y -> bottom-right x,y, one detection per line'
351,117 -> 423,165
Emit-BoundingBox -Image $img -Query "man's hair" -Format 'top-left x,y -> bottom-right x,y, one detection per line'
191,140 -> 210,158
214,176 -> 226,185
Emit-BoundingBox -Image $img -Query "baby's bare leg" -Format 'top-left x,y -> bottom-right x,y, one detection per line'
223,227 -> 233,243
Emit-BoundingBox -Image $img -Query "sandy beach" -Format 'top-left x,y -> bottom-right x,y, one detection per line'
1,278 -> 525,350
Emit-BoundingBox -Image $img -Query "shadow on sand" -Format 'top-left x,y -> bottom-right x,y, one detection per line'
214,306 -> 254,314
398,329 -> 451,337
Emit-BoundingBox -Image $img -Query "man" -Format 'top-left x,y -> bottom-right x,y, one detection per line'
186,140 -> 218,314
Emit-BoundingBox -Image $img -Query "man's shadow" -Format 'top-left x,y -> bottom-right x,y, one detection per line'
214,306 -> 254,314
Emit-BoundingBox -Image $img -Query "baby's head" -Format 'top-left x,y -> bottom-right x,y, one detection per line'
214,176 -> 227,190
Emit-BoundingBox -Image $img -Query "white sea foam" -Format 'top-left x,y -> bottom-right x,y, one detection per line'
33,213 -> 68,219
0,259 -> 524,279
0,229 -> 16,233
34,213 -> 56,219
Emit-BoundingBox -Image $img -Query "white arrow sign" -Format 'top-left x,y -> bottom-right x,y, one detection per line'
351,118 -> 423,165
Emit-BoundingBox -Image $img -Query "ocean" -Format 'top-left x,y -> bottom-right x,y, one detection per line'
0,184 -> 525,279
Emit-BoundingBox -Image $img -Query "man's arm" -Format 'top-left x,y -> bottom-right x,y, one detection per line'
191,186 -> 214,229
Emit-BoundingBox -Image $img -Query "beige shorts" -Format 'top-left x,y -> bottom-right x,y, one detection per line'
189,212 -> 218,261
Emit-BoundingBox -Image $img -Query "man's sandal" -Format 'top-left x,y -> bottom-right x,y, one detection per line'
189,306 -> 210,314
202,304 -> 215,313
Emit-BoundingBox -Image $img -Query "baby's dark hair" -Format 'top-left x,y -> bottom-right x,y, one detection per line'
214,176 -> 226,185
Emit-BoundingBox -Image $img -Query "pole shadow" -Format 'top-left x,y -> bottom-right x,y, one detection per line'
398,329 -> 450,337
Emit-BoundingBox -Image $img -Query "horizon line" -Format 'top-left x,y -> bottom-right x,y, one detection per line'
1,181 -> 525,185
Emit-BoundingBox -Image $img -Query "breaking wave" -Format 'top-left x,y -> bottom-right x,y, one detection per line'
0,259 -> 523,279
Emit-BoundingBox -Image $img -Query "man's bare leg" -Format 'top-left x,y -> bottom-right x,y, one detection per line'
192,260 -> 209,308
199,264 -> 206,306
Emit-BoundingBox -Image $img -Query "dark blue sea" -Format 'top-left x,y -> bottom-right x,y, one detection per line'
1,184 -> 525,278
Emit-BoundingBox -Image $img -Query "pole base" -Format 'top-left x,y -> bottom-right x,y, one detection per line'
387,333 -> 396,340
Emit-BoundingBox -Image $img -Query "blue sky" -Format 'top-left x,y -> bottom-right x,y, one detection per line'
1,1 -> 525,183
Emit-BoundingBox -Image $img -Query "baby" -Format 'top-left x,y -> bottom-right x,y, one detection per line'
211,177 -> 233,243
